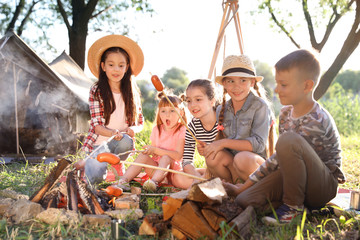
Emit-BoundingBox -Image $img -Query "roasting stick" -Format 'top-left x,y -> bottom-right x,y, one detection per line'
122,161 -> 206,181
97,152 -> 206,181
150,74 -> 202,145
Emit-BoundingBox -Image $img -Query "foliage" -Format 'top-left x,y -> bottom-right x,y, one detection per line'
254,60 -> 276,99
0,0 -> 154,65
320,83 -> 360,136
334,69 -> 360,94
137,67 -> 190,121
137,79 -> 157,122
161,67 -> 189,95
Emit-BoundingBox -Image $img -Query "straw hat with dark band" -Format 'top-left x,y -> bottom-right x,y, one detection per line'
87,35 -> 144,78
215,55 -> 263,85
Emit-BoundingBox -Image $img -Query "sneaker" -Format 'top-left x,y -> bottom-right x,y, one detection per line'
143,179 -> 157,192
262,204 -> 303,225
117,178 -> 130,191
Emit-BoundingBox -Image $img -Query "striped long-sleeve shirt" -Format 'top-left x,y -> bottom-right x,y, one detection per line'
183,118 -> 218,168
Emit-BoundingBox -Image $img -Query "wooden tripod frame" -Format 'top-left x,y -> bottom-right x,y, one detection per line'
208,0 -> 245,80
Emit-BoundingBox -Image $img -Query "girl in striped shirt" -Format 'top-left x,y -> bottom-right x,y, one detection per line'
179,79 -> 219,188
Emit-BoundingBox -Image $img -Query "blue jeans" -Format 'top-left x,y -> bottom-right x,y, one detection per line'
85,134 -> 134,185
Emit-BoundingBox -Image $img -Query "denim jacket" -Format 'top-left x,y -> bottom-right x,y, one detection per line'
216,91 -> 271,158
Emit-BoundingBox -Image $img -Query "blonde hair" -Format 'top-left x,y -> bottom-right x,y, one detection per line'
155,91 -> 186,136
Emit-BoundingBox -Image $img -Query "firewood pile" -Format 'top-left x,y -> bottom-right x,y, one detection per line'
139,178 -> 257,240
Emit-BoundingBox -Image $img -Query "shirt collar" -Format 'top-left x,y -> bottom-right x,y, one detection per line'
225,91 -> 255,113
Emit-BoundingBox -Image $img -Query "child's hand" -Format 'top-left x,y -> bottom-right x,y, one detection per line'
125,127 -> 135,137
74,159 -> 85,170
196,141 -> 206,156
143,145 -> 156,155
222,181 -> 243,197
204,141 -> 223,159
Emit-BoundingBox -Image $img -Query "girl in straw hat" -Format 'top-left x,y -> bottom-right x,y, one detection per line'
204,55 -> 276,184
76,35 -> 144,185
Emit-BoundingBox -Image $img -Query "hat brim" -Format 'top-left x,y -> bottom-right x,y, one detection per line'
215,72 -> 263,85
87,35 -> 144,78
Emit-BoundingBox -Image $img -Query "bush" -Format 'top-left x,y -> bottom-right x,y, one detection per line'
320,83 -> 360,136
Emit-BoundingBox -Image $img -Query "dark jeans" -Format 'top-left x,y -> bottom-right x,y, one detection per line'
236,132 -> 338,212
85,134 -> 134,185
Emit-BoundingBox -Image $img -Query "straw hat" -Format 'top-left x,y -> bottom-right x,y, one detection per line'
215,55 -> 263,85
87,35 -> 144,77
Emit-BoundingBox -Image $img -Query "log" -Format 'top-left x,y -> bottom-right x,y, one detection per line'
172,227 -> 186,240
162,197 -> 184,221
187,178 -> 227,204
229,205 -> 256,239
139,213 -> 168,236
30,158 -> 71,202
201,208 -> 226,231
171,201 -> 218,240
202,198 -> 243,222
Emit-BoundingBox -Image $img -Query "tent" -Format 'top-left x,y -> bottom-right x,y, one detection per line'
0,31 -> 93,155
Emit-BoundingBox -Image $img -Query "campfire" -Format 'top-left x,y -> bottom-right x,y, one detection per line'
29,158 -> 109,214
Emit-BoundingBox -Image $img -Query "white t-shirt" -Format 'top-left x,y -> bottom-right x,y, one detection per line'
94,92 -> 128,145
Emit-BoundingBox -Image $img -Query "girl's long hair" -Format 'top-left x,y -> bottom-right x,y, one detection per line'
216,79 -> 276,157
155,91 -> 186,136
94,47 -> 141,126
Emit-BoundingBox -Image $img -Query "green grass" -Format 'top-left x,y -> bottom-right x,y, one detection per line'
0,127 -> 359,239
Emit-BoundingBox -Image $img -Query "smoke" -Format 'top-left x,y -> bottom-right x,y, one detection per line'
0,36 -> 89,155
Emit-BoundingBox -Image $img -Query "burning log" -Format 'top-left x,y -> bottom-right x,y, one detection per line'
30,158 -> 71,203
30,158 -> 106,214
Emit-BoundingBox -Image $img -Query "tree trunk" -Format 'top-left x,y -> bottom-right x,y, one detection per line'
69,27 -> 88,70
68,0 -> 98,70
314,0 -> 360,100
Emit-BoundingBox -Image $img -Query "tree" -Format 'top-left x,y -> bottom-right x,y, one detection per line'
161,67 -> 190,95
254,60 -> 275,98
0,0 -> 153,69
258,0 -> 360,99
334,69 -> 360,93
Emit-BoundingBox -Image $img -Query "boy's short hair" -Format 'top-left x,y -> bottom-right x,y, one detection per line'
275,49 -> 320,85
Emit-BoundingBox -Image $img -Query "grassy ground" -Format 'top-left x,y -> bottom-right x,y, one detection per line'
0,133 -> 359,239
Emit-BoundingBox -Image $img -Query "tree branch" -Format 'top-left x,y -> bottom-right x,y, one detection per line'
6,0 -> 25,33
91,5 -> 114,19
265,0 -> 301,48
57,0 -> 71,31
17,0 -> 42,36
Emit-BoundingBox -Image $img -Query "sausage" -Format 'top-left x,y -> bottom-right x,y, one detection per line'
102,185 -> 123,197
97,152 -> 120,165
151,75 -> 164,91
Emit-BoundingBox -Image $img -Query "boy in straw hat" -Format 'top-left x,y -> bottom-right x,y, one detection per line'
76,35 -> 144,185
204,54 -> 276,184
224,49 -> 345,225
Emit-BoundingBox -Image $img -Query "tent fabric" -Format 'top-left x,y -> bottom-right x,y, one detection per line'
49,51 -> 94,103
0,31 -> 91,155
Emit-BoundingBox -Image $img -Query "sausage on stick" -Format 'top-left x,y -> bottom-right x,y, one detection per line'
151,74 -> 202,145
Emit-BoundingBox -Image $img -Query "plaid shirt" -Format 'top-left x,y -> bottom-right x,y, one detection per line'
82,84 -> 143,153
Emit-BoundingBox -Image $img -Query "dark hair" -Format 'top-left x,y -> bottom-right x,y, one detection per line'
275,49 -> 320,85
95,47 -> 140,126
155,91 -> 186,136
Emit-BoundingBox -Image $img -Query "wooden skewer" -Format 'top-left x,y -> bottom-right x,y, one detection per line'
120,160 -> 206,181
